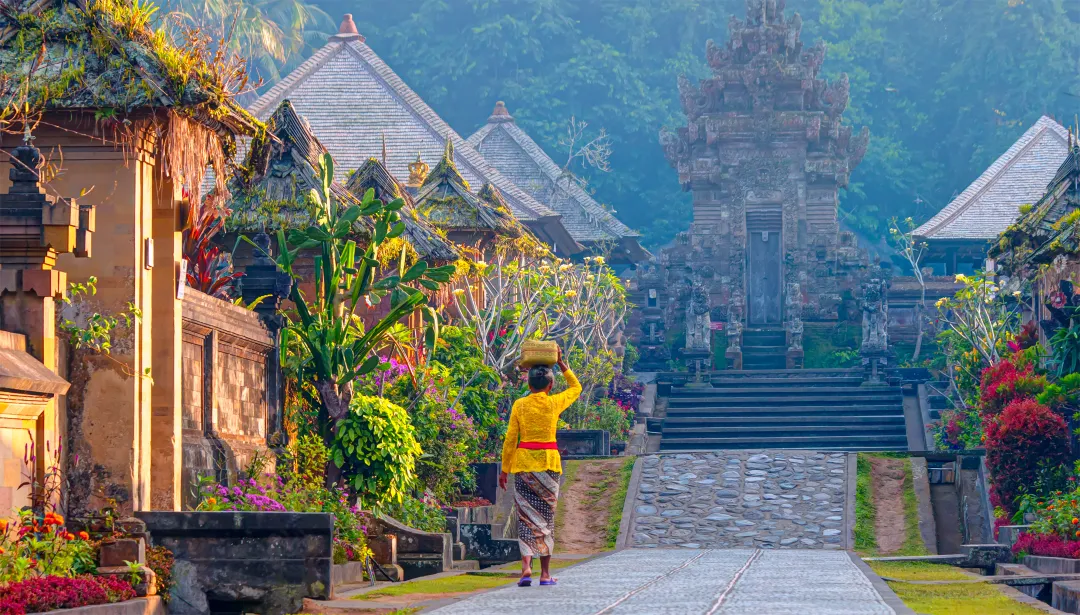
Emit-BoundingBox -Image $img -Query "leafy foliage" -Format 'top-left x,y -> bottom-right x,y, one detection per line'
331,394 -> 422,504
984,398 -> 1070,516
182,205 -> 242,300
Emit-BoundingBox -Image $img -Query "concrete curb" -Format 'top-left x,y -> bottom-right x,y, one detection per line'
615,455 -> 644,550
845,452 -> 858,551
849,552 -> 917,615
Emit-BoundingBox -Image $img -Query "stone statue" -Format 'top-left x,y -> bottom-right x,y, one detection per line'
685,272 -> 711,353
860,276 -> 890,383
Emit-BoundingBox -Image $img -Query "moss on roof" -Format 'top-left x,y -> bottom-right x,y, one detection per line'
0,0 -> 259,135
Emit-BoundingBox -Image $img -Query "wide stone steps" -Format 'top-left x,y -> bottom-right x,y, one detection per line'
657,368 -> 908,452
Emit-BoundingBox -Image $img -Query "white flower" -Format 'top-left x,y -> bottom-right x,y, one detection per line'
453,288 -> 466,296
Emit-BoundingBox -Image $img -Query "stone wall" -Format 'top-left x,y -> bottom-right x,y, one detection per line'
180,290 -> 282,509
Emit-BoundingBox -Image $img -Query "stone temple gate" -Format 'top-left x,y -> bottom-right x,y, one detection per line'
634,0 -> 870,371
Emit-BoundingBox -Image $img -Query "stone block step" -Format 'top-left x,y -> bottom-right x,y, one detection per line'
742,331 -> 786,342
708,377 -> 864,388
708,368 -> 862,377
672,386 -> 901,397
667,395 -> 903,407
663,414 -> 905,426
657,434 -> 908,450
742,345 -> 786,354
663,425 -> 906,437
664,405 -> 904,417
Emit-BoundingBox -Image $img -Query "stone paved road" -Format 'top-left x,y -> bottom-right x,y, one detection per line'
429,548 -> 896,615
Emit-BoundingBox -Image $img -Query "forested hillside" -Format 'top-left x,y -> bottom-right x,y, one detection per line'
250,0 -> 1080,248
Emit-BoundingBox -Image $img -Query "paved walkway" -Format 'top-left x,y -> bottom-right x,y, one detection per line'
429,548 -> 902,614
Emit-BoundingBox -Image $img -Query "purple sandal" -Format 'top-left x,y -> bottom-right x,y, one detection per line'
539,579 -> 557,586
517,576 -> 532,587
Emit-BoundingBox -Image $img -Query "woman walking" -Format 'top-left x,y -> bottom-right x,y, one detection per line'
499,349 -> 581,587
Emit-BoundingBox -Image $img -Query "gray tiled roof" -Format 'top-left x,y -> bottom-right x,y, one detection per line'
247,26 -> 580,259
466,102 -> 643,251
915,116 -> 1069,240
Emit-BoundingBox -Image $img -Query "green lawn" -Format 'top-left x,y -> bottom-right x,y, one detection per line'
606,458 -> 637,549
352,573 -> 515,600
504,558 -> 581,573
855,453 -> 929,556
868,561 -> 1047,615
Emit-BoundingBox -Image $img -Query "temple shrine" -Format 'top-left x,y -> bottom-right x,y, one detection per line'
634,0 -> 870,371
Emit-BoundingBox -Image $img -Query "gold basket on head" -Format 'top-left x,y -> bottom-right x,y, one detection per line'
519,340 -> 559,368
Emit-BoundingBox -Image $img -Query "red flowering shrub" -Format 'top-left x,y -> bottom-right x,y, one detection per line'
1012,531 -> 1080,559
979,354 -> 1047,416
985,398 -> 1070,514
0,575 -> 135,615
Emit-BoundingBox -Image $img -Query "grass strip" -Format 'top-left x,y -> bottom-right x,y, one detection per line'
897,457 -> 930,556
867,561 -> 1047,615
854,453 -> 877,554
504,558 -> 580,573
352,574 -> 514,600
605,457 -> 637,550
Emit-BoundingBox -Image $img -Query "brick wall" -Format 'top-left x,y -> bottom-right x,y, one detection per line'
180,290 -> 282,509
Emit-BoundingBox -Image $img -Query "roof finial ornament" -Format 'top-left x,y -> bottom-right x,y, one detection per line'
332,14 -> 364,42
443,134 -> 455,162
407,152 -> 428,188
488,101 -> 515,124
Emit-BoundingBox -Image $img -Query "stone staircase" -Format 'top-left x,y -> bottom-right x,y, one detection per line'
741,329 -> 787,370
658,369 -> 908,452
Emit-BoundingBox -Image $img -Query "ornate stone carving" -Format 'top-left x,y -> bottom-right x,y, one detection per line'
860,274 -> 890,383
685,272 -> 711,353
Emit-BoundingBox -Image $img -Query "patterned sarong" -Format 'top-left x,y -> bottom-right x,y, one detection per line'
514,470 -> 561,557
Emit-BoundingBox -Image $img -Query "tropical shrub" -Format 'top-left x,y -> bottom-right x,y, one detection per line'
183,204 -> 242,300
978,350 -> 1046,416
0,511 -> 96,584
331,395 -> 422,505
1051,321 -> 1080,377
984,398 -> 1070,515
1012,531 -> 1080,560
608,373 -> 644,413
377,492 -> 447,534
0,575 -> 135,615
577,398 -> 633,441
933,409 -> 982,451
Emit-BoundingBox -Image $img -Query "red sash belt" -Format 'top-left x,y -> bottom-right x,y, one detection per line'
518,441 -> 558,450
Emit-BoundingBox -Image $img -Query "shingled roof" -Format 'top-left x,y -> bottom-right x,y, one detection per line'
227,100 -> 458,261
467,102 -> 649,262
413,139 -> 522,237
247,15 -> 581,256
915,116 -> 1069,241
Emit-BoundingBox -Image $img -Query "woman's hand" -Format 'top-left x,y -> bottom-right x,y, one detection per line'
499,471 -> 508,491
556,347 -> 569,372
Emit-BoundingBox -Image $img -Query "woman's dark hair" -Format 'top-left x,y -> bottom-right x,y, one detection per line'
528,365 -> 554,391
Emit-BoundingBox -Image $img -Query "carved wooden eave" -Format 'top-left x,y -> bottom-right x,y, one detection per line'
0,331 -> 69,427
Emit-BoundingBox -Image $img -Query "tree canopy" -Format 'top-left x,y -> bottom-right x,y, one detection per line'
287,0 -> 1080,247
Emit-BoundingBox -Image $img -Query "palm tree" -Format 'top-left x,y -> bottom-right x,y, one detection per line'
165,0 -> 332,84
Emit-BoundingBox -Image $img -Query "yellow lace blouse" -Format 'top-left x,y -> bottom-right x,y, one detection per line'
500,369 -> 582,474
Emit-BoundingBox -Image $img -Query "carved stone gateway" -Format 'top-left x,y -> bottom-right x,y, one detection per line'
633,0 -> 869,371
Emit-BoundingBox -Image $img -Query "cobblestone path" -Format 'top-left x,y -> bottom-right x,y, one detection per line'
632,451 -> 852,549
429,548 -> 896,614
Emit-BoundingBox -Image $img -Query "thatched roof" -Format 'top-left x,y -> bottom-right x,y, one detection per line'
226,100 -> 458,261
413,139 -> 522,237
0,0 -> 259,136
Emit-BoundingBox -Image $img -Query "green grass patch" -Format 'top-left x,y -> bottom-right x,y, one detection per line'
854,453 -> 877,554
605,458 -> 637,549
897,458 -> 930,556
867,561 -> 971,582
868,561 -> 1046,615
352,574 -> 514,600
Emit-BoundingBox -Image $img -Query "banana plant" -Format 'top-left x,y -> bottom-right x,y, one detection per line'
267,153 -> 455,485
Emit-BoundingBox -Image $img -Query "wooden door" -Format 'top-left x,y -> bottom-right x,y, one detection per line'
747,212 -> 782,326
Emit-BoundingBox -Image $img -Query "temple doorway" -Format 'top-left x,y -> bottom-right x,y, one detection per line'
747,210 -> 783,326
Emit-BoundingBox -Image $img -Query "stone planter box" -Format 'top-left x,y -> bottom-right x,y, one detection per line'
557,429 -> 609,457
332,561 -> 366,588
30,597 -> 164,615
136,511 -> 332,615
1053,580 -> 1080,614
1025,555 -> 1080,574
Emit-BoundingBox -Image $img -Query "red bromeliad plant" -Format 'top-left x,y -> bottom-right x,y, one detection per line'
984,398 -> 1070,515
182,203 -> 242,300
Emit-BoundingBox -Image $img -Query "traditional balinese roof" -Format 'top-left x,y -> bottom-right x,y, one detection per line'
411,139 -> 522,237
344,157 -> 460,261
0,0 -> 260,137
247,15 -> 581,255
227,100 -> 458,261
992,141 -> 1080,269
467,102 -> 649,262
915,116 -> 1069,241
